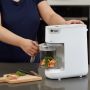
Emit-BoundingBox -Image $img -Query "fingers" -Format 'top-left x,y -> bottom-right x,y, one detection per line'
25,48 -> 38,57
71,20 -> 84,24
78,20 -> 84,24
20,39 -> 39,57
28,41 -> 39,57
27,47 -> 38,56
33,41 -> 38,47
66,20 -> 84,24
32,41 -> 39,51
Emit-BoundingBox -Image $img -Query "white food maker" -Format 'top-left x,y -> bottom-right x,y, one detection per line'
40,24 -> 88,80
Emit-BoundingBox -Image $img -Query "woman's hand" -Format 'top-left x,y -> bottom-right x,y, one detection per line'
0,25 -> 39,57
65,20 -> 84,24
19,39 -> 39,57
38,1 -> 84,25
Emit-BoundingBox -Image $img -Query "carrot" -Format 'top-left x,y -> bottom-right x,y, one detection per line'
40,59 -> 45,66
40,56 -> 57,68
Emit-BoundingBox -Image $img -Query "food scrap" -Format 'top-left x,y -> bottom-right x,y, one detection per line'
15,71 -> 26,76
3,71 -> 26,80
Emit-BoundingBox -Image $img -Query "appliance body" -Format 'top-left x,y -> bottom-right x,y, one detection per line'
45,24 -> 88,79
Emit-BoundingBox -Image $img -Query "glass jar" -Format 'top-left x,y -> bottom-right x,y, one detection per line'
39,43 -> 62,69
39,43 -> 64,78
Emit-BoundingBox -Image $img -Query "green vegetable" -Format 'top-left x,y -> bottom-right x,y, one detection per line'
15,71 -> 26,76
44,56 -> 53,68
44,56 -> 53,60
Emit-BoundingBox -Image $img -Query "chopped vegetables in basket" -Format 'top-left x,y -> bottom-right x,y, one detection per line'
40,56 -> 56,68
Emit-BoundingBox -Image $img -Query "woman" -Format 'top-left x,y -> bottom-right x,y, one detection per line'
0,0 -> 83,62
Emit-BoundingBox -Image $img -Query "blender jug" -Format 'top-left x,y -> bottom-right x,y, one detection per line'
39,43 -> 64,69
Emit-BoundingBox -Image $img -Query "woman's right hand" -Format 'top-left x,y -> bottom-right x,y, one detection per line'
19,39 -> 39,57
0,25 -> 39,57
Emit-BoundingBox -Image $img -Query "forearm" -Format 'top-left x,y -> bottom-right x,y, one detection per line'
48,13 -> 66,25
0,25 -> 25,47
38,1 -> 66,25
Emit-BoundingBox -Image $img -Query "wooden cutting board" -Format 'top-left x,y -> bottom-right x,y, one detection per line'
0,74 -> 42,84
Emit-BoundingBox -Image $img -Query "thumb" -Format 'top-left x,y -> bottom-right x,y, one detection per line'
33,41 -> 39,47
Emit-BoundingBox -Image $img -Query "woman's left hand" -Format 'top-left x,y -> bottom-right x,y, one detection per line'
65,20 -> 84,24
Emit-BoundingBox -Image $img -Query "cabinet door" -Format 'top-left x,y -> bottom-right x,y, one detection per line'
89,7 -> 90,64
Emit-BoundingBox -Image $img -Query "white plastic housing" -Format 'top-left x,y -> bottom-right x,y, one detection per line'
45,24 -> 88,79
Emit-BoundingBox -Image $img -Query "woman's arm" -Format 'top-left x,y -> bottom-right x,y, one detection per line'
0,25 -> 25,47
38,1 -> 83,25
0,25 -> 39,57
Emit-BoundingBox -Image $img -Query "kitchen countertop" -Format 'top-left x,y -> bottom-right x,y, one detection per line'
0,63 -> 89,90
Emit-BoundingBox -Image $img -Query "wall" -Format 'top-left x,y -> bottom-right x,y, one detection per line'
47,0 -> 90,6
